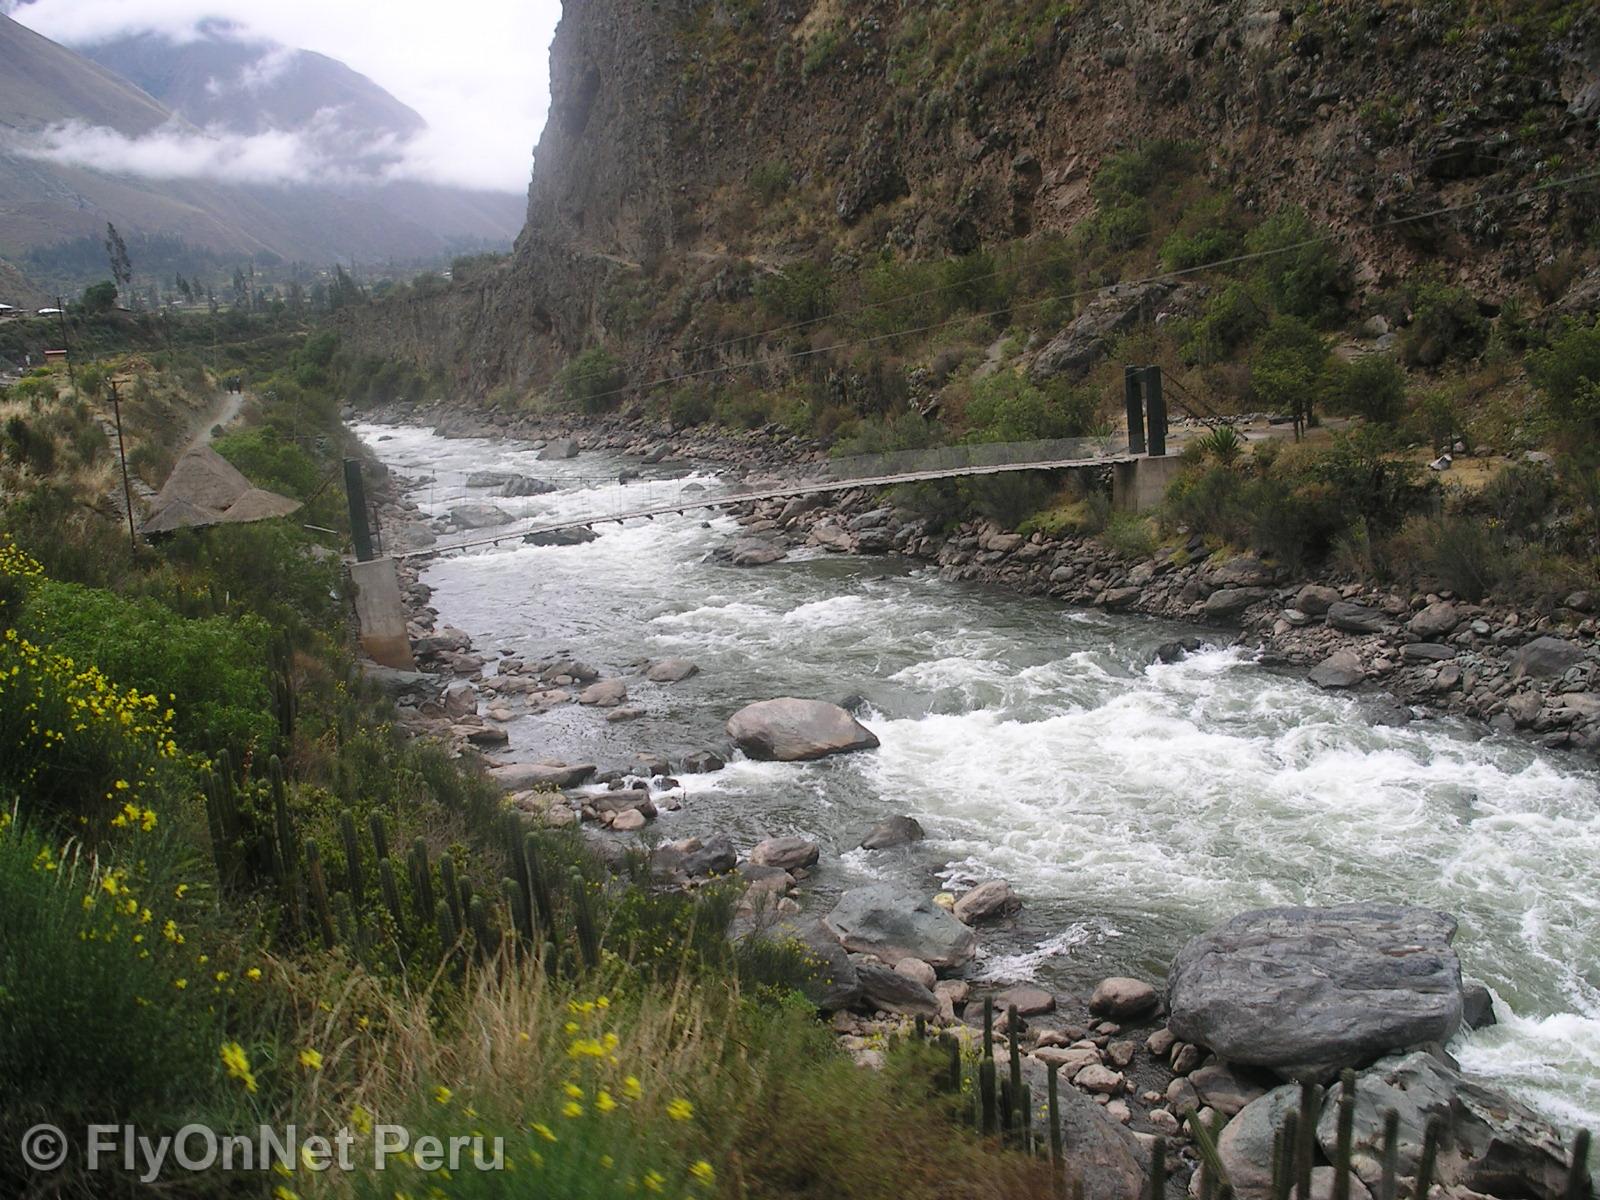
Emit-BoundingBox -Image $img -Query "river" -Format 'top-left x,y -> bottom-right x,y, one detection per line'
358,420 -> 1600,1131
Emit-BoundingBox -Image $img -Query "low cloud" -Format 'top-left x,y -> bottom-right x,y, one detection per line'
205,43 -> 299,96
7,115 -> 515,193
13,119 -> 361,187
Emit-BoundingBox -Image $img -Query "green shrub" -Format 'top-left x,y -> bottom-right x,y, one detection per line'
958,471 -> 1054,528
1325,355 -> 1408,425
1195,424 -> 1246,465
2,414 -> 54,474
1401,281 -> 1487,368
1245,208 -> 1347,324
213,426 -> 322,497
1101,511 -> 1157,558
1474,461 -> 1560,544
963,373 -> 1096,443
1250,315 -> 1329,433
1528,317 -> 1600,442
557,347 -> 627,414
22,577 -> 276,759
748,159 -> 793,205
0,817 -> 234,1163
669,388 -> 715,426
1160,196 -> 1244,272
1183,283 -> 1267,364
755,262 -> 834,323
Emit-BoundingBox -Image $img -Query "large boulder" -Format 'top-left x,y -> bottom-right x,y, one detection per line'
1325,602 -> 1390,634
860,815 -> 925,849
1090,977 -> 1160,1020
1316,1052 -> 1574,1200
727,698 -> 879,762
488,761 -> 596,790
1205,586 -> 1273,619
824,884 -> 977,970
713,536 -> 787,567
449,503 -> 512,530
1167,904 -> 1464,1080
748,835 -> 820,871
856,963 -> 940,1017
646,658 -> 699,683
1309,649 -> 1366,689
1511,635 -> 1584,679
1407,601 -> 1461,639
1029,281 -> 1173,382
952,879 -> 1020,924
1053,1081 -> 1152,1200
539,437 -> 579,460
765,919 -> 861,1012
1216,1085 -> 1314,1200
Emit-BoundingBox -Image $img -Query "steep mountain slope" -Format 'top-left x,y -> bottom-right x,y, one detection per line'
341,0 -> 1600,403
0,14 -> 522,285
0,15 -> 173,134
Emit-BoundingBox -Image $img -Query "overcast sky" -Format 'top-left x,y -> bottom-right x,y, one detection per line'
13,0 -> 562,192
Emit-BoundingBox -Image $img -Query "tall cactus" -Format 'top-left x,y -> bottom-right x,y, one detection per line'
1333,1069 -> 1356,1200
979,1057 -> 997,1136
1047,1062 -> 1062,1162
468,894 -> 496,961
436,897 -> 460,960
1567,1129 -> 1592,1200
1296,1082 -> 1318,1200
1147,1137 -> 1165,1200
503,878 -> 530,943
1006,1005 -> 1023,1138
439,854 -> 463,936
1378,1110 -> 1399,1200
522,832 -> 558,946
1416,1117 -> 1442,1200
378,858 -> 407,937
305,838 -> 335,950
339,808 -> 364,900
368,811 -> 390,864
570,871 -> 599,969
409,838 -> 435,926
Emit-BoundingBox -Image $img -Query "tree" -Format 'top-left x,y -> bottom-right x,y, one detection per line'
1251,315 -> 1329,439
103,223 -> 132,291
81,280 -> 118,314
1326,355 -> 1408,426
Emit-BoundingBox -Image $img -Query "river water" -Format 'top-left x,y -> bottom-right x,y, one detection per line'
359,421 -> 1600,1130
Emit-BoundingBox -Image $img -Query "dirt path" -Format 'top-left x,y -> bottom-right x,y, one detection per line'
181,388 -> 249,457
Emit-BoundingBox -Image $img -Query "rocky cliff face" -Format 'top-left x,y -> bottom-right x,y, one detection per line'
341,0 -> 1600,397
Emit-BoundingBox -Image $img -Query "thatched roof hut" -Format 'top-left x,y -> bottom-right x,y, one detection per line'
144,446 -> 300,534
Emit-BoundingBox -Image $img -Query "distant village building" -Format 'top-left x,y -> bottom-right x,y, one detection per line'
42,349 -> 67,364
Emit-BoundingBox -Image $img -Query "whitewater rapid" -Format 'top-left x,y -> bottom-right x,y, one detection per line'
359,421 -> 1600,1129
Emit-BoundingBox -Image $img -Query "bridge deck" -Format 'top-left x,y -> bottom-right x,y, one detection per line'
398,451 -> 1136,561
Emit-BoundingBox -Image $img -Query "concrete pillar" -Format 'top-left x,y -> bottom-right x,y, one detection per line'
1124,365 -> 1146,456
344,458 -> 374,563
1112,455 -> 1186,514
349,557 -> 416,669
1143,365 -> 1167,457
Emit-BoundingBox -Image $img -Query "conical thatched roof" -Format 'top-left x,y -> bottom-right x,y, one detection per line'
142,497 -> 225,534
145,446 -> 301,534
221,488 -> 301,523
153,446 -> 252,513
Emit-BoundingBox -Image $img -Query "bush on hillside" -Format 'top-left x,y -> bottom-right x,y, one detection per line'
1250,315 -> 1329,433
1182,283 -> 1267,365
1528,317 -> 1600,442
1325,355 -> 1408,425
962,372 -> 1096,443
1400,280 -> 1487,368
1244,208 -> 1347,324
22,577 -> 276,759
755,262 -> 834,323
557,347 -> 627,414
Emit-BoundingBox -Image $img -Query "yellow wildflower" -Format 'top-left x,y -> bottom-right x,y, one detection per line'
433,1086 -> 453,1106
690,1160 -> 715,1186
298,1048 -> 323,1071
666,1098 -> 693,1121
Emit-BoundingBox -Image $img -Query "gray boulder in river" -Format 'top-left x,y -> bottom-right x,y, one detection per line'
824,884 -> 976,970
1166,904 -> 1463,1080
726,697 -> 879,761
1317,1052 -> 1574,1200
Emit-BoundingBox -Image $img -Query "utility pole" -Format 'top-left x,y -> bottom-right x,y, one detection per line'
54,295 -> 75,389
107,379 -> 137,555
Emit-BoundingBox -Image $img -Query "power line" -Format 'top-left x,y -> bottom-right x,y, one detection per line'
554,166 -> 1600,410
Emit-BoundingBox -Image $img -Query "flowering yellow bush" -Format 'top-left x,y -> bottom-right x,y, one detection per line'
0,625 -> 191,827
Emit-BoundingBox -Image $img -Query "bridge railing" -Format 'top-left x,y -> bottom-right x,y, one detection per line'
728,435 -> 1123,494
